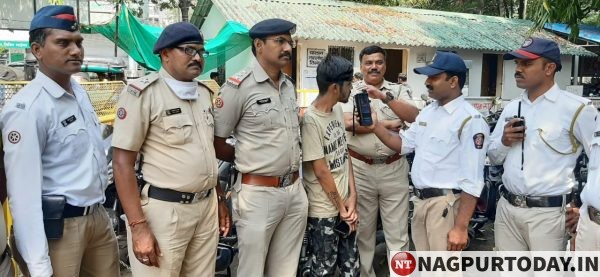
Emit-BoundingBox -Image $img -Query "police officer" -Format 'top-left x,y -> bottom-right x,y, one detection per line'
112,22 -> 229,276
488,37 -> 597,251
213,18 -> 308,276
341,45 -> 418,276
368,51 -> 489,251
0,5 -> 119,276
397,73 -> 413,99
576,121 -> 600,251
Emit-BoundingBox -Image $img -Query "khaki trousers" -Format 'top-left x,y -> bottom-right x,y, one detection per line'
127,188 -> 219,277
232,178 -> 308,277
411,192 -> 461,251
494,196 -> 567,251
575,204 -> 600,251
352,157 -> 410,277
48,205 -> 120,277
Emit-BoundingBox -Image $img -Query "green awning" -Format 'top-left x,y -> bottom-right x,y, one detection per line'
84,3 -> 251,71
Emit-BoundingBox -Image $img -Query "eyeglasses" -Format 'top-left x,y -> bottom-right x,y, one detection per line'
265,37 -> 296,48
175,46 -> 209,58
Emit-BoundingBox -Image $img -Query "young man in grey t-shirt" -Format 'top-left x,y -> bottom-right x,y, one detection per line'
302,54 -> 359,276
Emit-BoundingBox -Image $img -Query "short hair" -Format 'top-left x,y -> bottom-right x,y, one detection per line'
359,45 -> 386,63
210,72 -> 219,79
251,38 -> 265,56
29,28 -> 52,46
353,72 -> 363,80
316,54 -> 354,95
444,71 -> 466,90
398,73 -> 407,82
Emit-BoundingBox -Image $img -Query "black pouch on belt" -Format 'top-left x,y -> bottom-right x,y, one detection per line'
41,195 -> 66,240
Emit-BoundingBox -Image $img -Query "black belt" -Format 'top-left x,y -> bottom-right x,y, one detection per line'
589,206 -> 600,225
63,203 -> 102,218
148,185 -> 212,204
501,186 -> 570,208
414,188 -> 462,200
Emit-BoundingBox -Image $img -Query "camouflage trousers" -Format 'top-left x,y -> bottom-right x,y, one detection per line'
307,216 -> 360,277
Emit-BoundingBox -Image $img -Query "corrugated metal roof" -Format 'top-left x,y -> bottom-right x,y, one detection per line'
209,0 -> 594,56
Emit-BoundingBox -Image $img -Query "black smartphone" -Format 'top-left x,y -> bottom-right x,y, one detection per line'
354,90 -> 372,126
334,221 -> 351,238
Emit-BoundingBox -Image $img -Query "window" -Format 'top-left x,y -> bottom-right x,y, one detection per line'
328,46 -> 354,65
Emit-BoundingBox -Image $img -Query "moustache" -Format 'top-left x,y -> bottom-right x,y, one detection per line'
188,62 -> 203,68
279,52 -> 291,59
514,73 -> 524,78
426,85 -> 433,91
368,70 -> 380,74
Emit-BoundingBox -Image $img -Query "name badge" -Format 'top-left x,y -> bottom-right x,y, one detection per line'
165,108 -> 182,116
418,121 -> 427,126
61,115 -> 76,127
257,98 -> 271,105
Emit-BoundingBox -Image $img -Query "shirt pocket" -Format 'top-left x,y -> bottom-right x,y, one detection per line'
422,131 -> 459,163
536,126 -> 574,154
249,101 -> 281,129
55,124 -> 90,158
162,115 -> 194,145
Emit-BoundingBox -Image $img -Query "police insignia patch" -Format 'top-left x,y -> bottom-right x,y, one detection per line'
473,133 -> 484,149
117,108 -> 127,119
522,38 -> 533,47
8,131 -> 20,144
225,70 -> 250,88
418,121 -> 427,126
215,97 -> 224,108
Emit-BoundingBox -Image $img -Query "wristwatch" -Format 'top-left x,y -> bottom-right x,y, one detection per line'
217,194 -> 227,202
382,91 -> 395,104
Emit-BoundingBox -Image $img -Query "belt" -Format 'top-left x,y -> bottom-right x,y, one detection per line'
148,185 -> 212,204
414,188 -> 462,200
500,186 -> 571,208
589,206 -> 600,225
348,149 -> 401,165
241,171 -> 299,187
63,203 -> 102,218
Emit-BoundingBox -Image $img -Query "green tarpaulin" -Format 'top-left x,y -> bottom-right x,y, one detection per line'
85,3 -> 251,72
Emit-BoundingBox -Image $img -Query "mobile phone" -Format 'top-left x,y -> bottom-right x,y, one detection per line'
334,221 -> 351,238
354,90 -> 372,126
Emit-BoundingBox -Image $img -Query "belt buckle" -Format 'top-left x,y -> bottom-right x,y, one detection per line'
372,156 -> 387,164
83,203 -> 98,216
279,173 -> 292,187
514,195 -> 528,208
192,190 -> 210,203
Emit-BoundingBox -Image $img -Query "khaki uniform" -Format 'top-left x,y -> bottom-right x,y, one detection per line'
341,80 -> 412,277
576,121 -> 600,251
488,85 -> 597,251
213,62 -> 308,277
112,69 -> 218,277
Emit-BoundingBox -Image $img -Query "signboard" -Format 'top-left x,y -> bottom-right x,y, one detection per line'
0,41 -> 29,49
307,48 -> 326,68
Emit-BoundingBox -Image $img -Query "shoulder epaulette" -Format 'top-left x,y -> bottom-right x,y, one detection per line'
283,73 -> 294,83
225,70 -> 251,89
126,73 -> 159,97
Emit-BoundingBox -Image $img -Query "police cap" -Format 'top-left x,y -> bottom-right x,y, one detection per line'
153,22 -> 204,54
249,18 -> 296,39
30,5 -> 79,32
504,37 -> 562,71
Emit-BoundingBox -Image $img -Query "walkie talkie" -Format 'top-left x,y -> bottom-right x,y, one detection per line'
512,101 -> 525,170
354,90 -> 372,126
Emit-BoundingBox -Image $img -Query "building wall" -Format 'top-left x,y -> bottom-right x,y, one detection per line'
1,0 -> 90,30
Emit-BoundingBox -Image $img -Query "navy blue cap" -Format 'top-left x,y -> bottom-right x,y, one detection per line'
504,37 -> 562,71
413,51 -> 467,76
249,18 -> 296,39
30,5 -> 79,32
153,22 -> 204,54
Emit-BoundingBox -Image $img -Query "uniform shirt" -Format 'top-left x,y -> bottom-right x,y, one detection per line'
341,80 -> 413,158
302,104 -> 350,218
0,71 -> 108,277
401,96 -> 488,197
488,84 -> 597,196
214,62 -> 301,176
580,120 -> 600,211
112,69 -> 217,193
